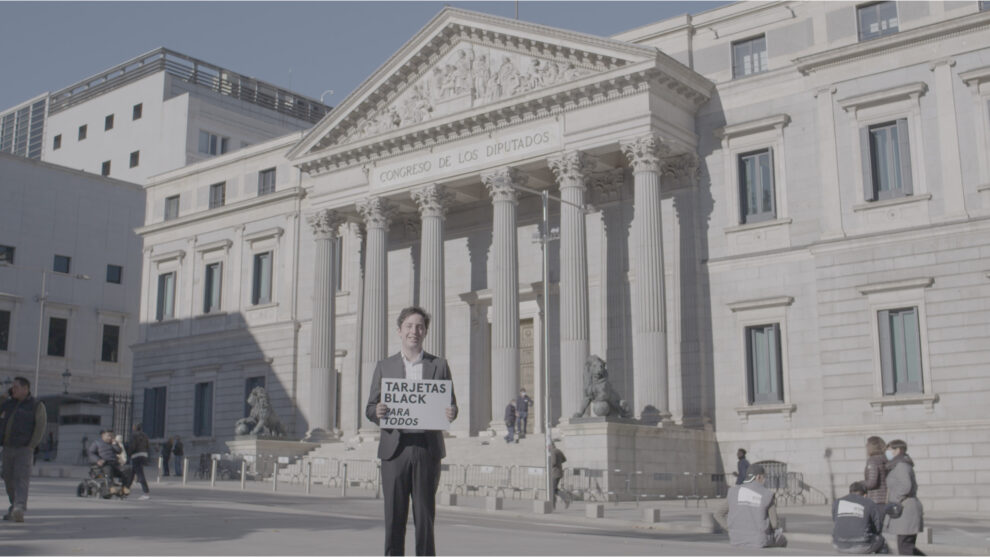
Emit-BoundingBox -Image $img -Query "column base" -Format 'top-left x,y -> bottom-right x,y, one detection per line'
355,427 -> 380,443
303,428 -> 342,443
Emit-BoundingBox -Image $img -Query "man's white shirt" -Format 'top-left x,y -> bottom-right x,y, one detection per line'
401,351 -> 425,433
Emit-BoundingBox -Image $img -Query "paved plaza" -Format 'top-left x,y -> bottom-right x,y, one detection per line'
1,473 -> 987,556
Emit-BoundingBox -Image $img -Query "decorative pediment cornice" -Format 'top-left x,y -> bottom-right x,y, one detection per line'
288,8 -> 713,176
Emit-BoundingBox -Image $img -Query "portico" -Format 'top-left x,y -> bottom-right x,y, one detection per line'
287,8 -> 712,438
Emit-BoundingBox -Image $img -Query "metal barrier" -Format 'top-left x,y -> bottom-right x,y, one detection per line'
460,464 -> 510,497
508,465 -> 547,499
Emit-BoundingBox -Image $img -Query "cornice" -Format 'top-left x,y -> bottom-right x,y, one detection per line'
838,82 -> 927,113
136,189 -> 304,236
715,113 -> 790,140
794,10 -> 990,76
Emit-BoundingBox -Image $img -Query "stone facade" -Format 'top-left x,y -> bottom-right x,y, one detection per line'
131,3 -> 990,511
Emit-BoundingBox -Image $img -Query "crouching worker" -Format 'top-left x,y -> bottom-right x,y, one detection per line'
87,429 -> 134,495
833,481 -> 889,554
714,463 -> 787,548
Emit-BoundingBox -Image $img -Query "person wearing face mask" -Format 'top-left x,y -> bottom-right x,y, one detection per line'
713,463 -> 788,548
884,439 -> 925,555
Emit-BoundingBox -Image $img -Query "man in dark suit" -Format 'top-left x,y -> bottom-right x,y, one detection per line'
366,306 -> 457,556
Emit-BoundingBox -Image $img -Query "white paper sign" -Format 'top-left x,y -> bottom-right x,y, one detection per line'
381,378 -> 453,430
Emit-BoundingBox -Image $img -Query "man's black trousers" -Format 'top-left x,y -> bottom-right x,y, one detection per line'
381,433 -> 441,556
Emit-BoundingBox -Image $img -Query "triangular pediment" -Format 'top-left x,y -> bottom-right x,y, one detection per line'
288,8 -> 668,165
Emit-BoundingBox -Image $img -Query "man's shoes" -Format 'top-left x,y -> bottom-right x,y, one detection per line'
11,508 -> 24,523
138,494 -> 150,500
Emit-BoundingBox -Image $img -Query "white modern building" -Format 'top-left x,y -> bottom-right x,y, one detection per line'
132,1 -> 990,511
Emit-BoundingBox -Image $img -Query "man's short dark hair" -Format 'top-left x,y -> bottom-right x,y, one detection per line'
133,423 -> 143,432
737,448 -> 747,458
887,439 -> 908,453
849,481 -> 867,495
396,306 -> 430,330
12,376 -> 30,390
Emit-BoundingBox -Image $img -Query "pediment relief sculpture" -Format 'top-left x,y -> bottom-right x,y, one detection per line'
341,44 -> 599,144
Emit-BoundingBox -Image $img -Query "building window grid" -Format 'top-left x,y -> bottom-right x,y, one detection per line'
156,272 -> 176,321
101,324 -> 120,363
0,310 -> 9,351
0,245 -> 14,264
252,252 -> 273,305
142,386 -> 166,439
132,103 -> 143,120
858,1 -> 899,42
53,134 -> 61,150
732,35 -> 768,78
738,148 -> 775,223
198,130 -> 229,156
745,323 -> 784,404
878,307 -> 924,395
209,182 -> 226,209
258,168 -> 276,196
101,160 -> 111,176
106,264 -> 123,284
129,151 -> 140,168
164,195 -> 180,221
204,262 -> 222,313
104,114 -> 114,131
193,381 -> 214,437
864,119 -> 913,201
78,124 -> 87,140
53,255 -> 71,274
47,316 -> 68,357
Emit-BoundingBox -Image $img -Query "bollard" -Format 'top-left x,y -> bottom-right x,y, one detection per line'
157,456 -> 162,484
182,457 -> 189,486
585,503 -> 605,518
533,500 -> 552,514
643,508 -> 661,523
486,496 -> 503,511
306,461 -> 312,495
273,460 -> 279,492
700,512 -> 716,533
341,462 -> 348,497
924,526 -> 933,544
210,458 -> 217,488
240,460 -> 247,491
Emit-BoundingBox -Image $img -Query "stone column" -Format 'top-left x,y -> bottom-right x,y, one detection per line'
548,151 -> 592,419
357,197 -> 396,429
930,58 -> 967,220
482,167 -> 525,432
306,209 -> 346,437
411,184 -> 453,356
814,86 -> 845,239
621,135 -> 672,423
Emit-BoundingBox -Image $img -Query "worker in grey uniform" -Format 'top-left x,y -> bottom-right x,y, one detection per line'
714,463 -> 787,548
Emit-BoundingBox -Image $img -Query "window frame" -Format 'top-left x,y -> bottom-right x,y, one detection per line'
203,261 -> 223,314
864,119 -> 912,201
156,271 -> 177,322
106,264 -> 123,284
100,323 -> 120,363
0,244 -> 14,264
142,386 -> 167,439
101,160 -> 111,177
53,134 -> 61,150
132,103 -> 143,120
258,167 -> 277,196
0,309 -> 10,351
737,147 -> 776,224
857,1 -> 899,42
129,150 -> 140,168
78,124 -> 87,141
164,195 -> 180,221
198,130 -> 229,156
731,34 -> 768,79
104,114 -> 114,131
193,381 -> 214,438
728,295 -> 796,421
53,254 -> 71,274
208,182 -> 226,209
745,323 -> 784,404
47,316 -> 68,357
252,251 -> 273,305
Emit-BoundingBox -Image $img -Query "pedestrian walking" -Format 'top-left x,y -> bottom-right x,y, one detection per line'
504,400 -> 516,443
885,439 -> 925,555
864,436 -> 888,505
735,448 -> 750,485
129,423 -> 152,500
549,442 -> 571,509
515,388 -> 533,439
173,435 -> 184,477
0,377 -> 47,522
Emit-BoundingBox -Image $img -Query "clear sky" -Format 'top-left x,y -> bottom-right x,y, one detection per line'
0,1 -> 730,110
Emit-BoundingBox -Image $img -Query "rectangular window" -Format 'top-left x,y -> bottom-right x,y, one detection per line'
101,324 -> 120,362
209,182 -> 226,209
101,160 -> 111,176
78,124 -> 87,140
53,134 -> 61,150
142,386 -> 167,439
0,244 -> 14,264
198,130 -> 229,156
252,252 -> 273,305
258,168 -> 276,196
164,195 -> 180,221
104,114 -> 114,131
106,264 -> 122,284
738,148 -> 775,223
47,317 -> 68,357
203,262 -> 222,313
193,381 -> 214,437
244,376 -> 266,417
862,119 -> 912,201
156,272 -> 176,321
129,150 -> 140,168
732,35 -> 768,78
858,1 -> 899,41
0,310 -> 9,351
53,254 -> 71,274
878,307 -> 923,395
746,323 -> 783,404
132,103 -> 143,120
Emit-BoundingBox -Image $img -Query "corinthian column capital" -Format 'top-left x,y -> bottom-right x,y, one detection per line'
306,209 -> 346,239
356,197 -> 397,230
548,150 -> 593,188
411,184 -> 454,219
620,135 -> 672,174
482,167 -> 527,204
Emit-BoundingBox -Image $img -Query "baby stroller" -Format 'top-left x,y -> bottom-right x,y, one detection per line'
76,464 -> 128,499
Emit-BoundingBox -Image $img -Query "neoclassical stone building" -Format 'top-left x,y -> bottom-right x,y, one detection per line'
133,2 -> 990,511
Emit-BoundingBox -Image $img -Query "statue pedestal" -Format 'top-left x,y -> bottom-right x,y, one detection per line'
226,437 -> 320,458
558,418 -> 720,499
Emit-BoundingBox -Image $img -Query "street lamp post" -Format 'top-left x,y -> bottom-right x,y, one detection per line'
62,368 -> 72,395
517,183 -> 589,508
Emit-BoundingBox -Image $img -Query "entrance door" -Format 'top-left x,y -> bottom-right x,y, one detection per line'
518,318 -> 535,434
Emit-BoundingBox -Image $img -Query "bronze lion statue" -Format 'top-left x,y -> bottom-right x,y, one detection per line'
235,386 -> 287,437
573,355 -> 632,418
